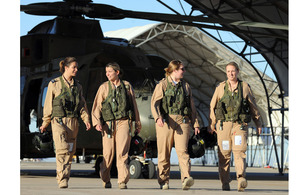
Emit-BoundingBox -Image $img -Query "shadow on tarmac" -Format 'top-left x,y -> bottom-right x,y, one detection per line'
21,168 -> 288,181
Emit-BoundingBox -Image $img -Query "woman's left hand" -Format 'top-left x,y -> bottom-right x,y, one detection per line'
85,122 -> 91,131
194,127 -> 200,135
134,128 -> 140,134
135,122 -> 141,134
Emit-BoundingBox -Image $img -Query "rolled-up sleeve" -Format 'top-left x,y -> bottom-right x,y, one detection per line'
78,84 -> 90,124
187,83 -> 200,129
127,82 -> 142,129
41,81 -> 54,128
209,84 -> 223,128
244,83 -> 262,128
91,83 -> 107,127
151,82 -> 164,122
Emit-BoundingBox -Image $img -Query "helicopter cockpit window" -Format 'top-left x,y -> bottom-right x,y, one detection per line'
122,68 -> 149,91
29,109 -> 39,133
148,68 -> 165,84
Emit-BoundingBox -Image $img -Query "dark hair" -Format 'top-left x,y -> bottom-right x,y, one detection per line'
164,59 -> 183,77
59,57 -> 77,73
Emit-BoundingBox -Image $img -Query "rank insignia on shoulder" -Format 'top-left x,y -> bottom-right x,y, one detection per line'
51,79 -> 57,83
216,81 -> 226,87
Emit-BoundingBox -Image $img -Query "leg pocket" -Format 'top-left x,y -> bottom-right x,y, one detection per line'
232,130 -> 247,152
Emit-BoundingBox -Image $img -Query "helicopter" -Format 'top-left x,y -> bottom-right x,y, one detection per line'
20,0 -> 287,179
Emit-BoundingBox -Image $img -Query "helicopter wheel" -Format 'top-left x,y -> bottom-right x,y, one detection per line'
142,160 -> 155,179
129,160 -> 142,179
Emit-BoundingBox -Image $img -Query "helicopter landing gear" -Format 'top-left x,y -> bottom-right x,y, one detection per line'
129,160 -> 142,179
129,156 -> 155,179
142,160 -> 155,179
95,155 -> 155,179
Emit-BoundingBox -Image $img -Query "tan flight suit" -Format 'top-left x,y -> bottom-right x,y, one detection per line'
151,76 -> 200,185
42,76 -> 90,185
209,80 -> 261,185
91,80 -> 141,185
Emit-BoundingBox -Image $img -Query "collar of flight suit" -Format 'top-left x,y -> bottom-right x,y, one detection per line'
62,75 -> 75,88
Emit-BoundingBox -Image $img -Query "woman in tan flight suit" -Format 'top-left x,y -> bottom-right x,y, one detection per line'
40,57 -> 91,188
151,59 -> 200,190
208,62 -> 262,192
91,62 -> 141,189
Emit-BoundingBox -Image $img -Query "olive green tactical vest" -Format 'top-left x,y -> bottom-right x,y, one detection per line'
161,79 -> 191,116
215,80 -> 251,123
52,76 -> 80,118
101,80 -> 133,122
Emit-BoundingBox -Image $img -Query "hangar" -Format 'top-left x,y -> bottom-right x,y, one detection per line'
106,22 -> 289,173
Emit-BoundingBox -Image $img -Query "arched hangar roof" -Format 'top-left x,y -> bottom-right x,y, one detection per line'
104,23 -> 288,128
182,0 -> 288,96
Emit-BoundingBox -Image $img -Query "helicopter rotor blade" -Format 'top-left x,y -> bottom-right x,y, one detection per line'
80,4 -> 125,19
21,2 -> 71,16
21,2 -> 288,31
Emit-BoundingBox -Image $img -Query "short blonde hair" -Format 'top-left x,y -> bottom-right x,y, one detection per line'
106,62 -> 123,77
226,62 -> 239,71
106,62 -> 120,72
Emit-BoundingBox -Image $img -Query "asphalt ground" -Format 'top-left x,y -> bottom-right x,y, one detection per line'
20,161 -> 288,195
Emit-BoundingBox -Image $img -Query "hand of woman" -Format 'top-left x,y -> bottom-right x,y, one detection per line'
194,127 -> 200,135
135,122 -> 142,134
85,122 -> 91,131
134,128 -> 141,134
39,125 -> 47,133
208,125 -> 217,134
95,124 -> 102,132
156,118 -> 164,127
257,126 -> 262,135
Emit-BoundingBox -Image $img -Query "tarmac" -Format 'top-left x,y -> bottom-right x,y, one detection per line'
20,161 -> 288,195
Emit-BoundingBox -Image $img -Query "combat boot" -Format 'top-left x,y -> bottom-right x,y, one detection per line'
119,183 -> 127,189
102,181 -> 112,188
237,177 -> 248,192
58,179 -> 68,188
182,177 -> 194,190
222,183 -> 230,191
160,183 -> 169,190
